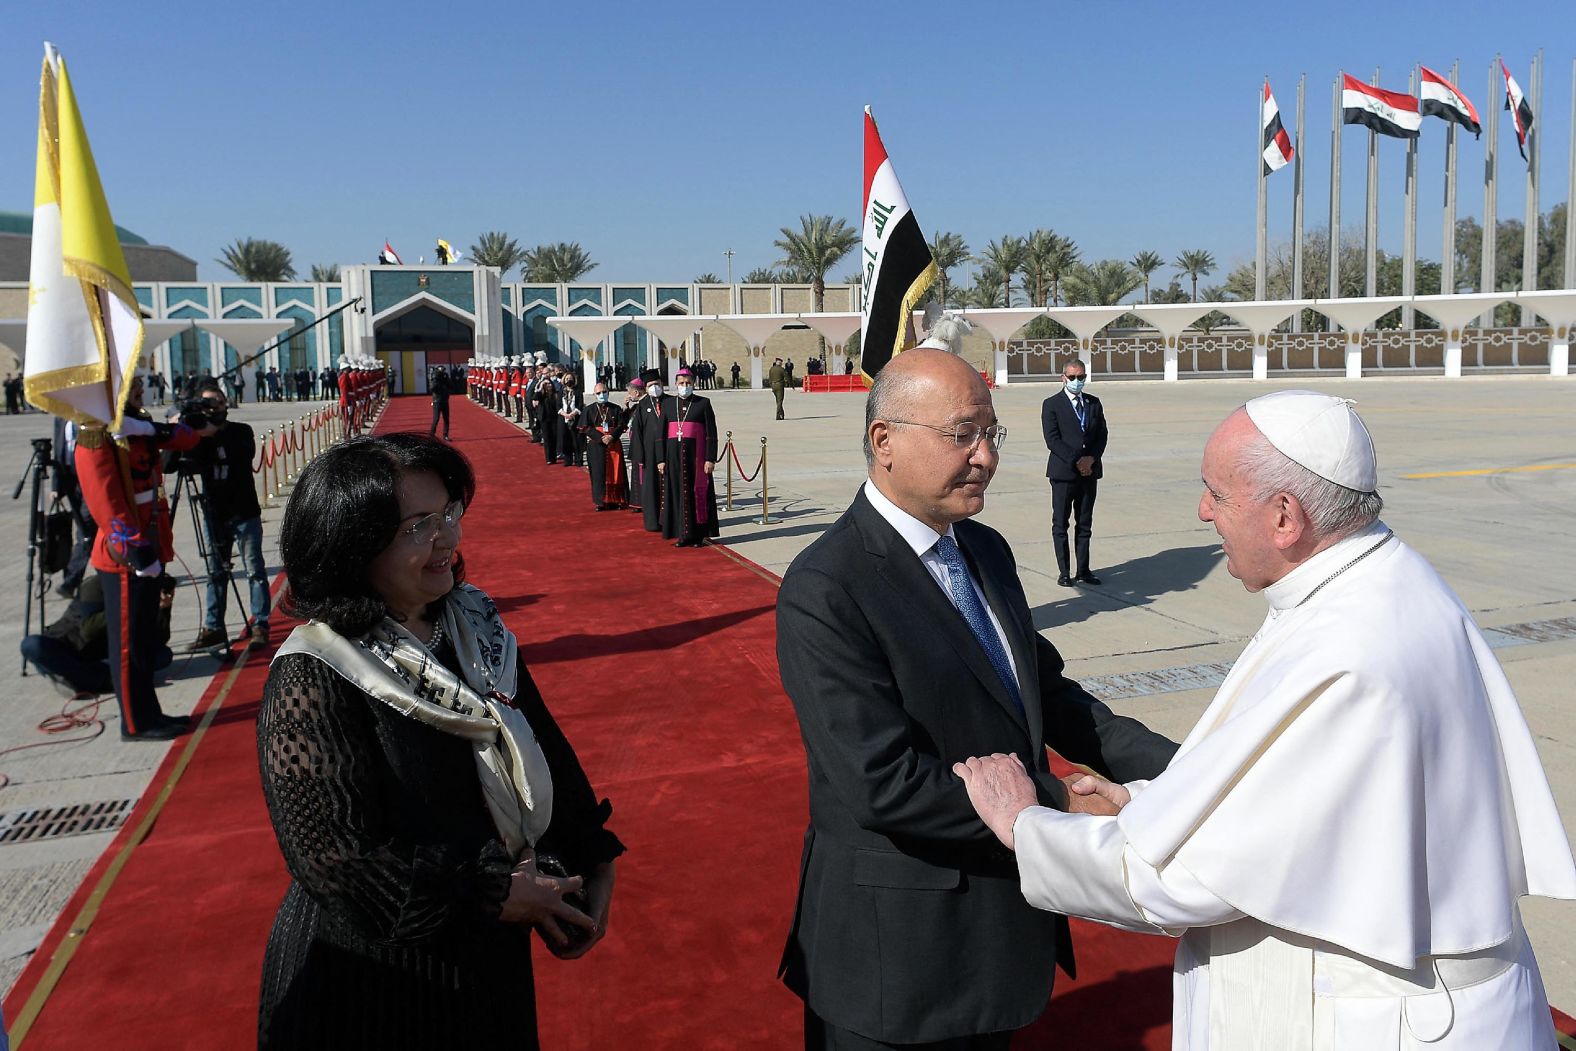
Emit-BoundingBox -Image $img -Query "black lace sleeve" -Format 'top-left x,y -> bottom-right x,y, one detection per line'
257,653 -> 513,945
515,656 -> 626,874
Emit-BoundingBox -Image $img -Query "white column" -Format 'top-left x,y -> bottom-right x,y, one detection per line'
1444,329 -> 1463,378
831,348 -> 846,374
993,343 -> 1009,387
1551,325 -> 1569,377
1344,333 -> 1363,379
582,348 -> 597,392
749,349 -> 763,389
1252,337 -> 1269,380
1163,345 -> 1179,382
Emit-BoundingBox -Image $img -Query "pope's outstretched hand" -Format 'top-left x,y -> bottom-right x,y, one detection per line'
953,753 -> 1040,850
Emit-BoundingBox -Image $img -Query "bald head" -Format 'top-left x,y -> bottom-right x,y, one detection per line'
864,349 -> 989,466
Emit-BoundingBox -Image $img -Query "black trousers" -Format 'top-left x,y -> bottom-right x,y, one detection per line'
541,416 -> 559,463
557,421 -> 582,465
429,397 -> 450,437
1050,476 -> 1098,576
99,569 -> 168,734
804,1007 -> 1011,1051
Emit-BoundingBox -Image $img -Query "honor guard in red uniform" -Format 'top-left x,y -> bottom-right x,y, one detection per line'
75,371 -> 210,739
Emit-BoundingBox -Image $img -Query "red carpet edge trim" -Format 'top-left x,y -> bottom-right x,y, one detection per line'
6,571 -> 290,1048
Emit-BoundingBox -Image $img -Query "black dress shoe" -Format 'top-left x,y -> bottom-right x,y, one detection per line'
1076,572 -> 1102,585
1056,574 -> 1074,587
121,720 -> 186,742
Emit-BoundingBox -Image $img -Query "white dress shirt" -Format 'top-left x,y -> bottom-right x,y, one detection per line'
862,479 -> 1019,688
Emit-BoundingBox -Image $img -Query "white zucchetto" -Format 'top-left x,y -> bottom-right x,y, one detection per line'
1244,390 -> 1378,493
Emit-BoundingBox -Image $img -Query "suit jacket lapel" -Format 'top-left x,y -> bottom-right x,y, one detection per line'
853,492 -> 1030,735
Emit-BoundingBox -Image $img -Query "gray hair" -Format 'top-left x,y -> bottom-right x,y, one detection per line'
863,367 -> 919,466
1238,430 -> 1382,539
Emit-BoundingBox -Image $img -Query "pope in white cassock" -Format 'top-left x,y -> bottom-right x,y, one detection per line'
955,391 -> 1576,1050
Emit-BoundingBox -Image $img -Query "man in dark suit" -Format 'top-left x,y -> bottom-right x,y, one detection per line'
1041,357 -> 1107,588
776,349 -> 1175,1049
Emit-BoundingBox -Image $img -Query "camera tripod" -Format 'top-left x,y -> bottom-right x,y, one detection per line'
11,437 -> 54,677
167,466 -> 250,653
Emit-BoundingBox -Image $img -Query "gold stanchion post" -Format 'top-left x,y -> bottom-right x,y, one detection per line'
724,430 -> 734,510
756,436 -> 775,525
260,428 -> 273,507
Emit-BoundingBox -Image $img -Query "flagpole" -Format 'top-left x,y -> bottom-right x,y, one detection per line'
1441,60 -> 1460,297
1292,73 -> 1306,330
1256,77 -> 1268,301
1365,67 -> 1380,299
1482,58 -> 1499,327
1329,73 -> 1342,315
1520,51 -> 1542,324
1566,57 -> 1575,291
1402,66 -> 1419,327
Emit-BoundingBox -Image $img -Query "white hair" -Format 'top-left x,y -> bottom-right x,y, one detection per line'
1238,430 -> 1382,540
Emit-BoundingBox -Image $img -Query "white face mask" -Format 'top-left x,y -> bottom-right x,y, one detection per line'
1065,376 -> 1086,393
677,385 -> 693,398
649,384 -> 663,398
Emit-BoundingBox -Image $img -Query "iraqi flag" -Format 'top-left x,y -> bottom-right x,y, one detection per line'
25,43 -> 143,429
859,107 -> 936,380
1341,74 -> 1421,139
1501,60 -> 1534,160
1261,82 -> 1294,175
1419,66 -> 1480,137
378,240 -> 402,265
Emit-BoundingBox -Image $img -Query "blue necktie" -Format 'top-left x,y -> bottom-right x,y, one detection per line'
1073,394 -> 1086,430
933,535 -> 1024,717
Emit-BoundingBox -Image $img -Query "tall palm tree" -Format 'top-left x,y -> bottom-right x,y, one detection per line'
693,272 -> 721,284
1174,249 -> 1218,302
1044,234 -> 1080,306
927,231 -> 970,306
310,263 -> 340,283
1063,260 -> 1143,306
217,238 -> 295,281
468,231 -> 525,276
975,236 -> 1027,306
1192,285 -> 1233,334
1129,250 -> 1165,303
522,242 -> 597,282
1021,229 -> 1060,306
774,215 -> 860,314
958,270 -> 1006,309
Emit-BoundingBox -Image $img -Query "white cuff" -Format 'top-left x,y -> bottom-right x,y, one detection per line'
1012,806 -> 1164,934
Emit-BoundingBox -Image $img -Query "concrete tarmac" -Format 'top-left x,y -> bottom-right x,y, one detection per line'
1,375 -> 1573,1020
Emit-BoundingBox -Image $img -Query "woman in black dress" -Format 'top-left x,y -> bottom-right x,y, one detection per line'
256,432 -> 622,1048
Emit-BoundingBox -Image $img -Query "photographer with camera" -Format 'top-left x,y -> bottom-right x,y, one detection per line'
182,382 -> 271,651
75,366 -> 212,740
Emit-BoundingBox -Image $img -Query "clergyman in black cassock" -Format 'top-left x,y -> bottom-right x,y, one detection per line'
629,379 -> 666,532
658,375 -> 719,547
580,388 -> 627,510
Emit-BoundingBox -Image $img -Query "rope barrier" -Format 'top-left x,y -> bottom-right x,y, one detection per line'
721,434 -> 775,524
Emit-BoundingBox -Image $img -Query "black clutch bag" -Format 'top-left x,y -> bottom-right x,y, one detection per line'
534,848 -> 592,952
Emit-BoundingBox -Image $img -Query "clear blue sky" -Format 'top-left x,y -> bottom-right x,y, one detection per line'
5,0 -> 1571,285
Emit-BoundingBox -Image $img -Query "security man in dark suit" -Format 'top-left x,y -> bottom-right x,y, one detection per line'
775,349 -> 1174,1049
1041,357 -> 1107,588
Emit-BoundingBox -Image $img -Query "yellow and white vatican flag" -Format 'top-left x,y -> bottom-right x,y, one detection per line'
25,42 -> 143,429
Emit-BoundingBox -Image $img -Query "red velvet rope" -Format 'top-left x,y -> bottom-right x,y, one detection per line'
727,440 -> 765,483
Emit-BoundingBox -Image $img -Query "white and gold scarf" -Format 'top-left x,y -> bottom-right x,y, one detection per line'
275,583 -> 552,859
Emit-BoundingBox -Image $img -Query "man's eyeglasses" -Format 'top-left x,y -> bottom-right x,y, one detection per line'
399,500 -> 465,545
886,419 -> 1008,451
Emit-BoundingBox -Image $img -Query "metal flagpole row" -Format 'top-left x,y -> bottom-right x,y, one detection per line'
1402,67 -> 1419,329
1329,74 -> 1342,316
1291,74 -> 1306,330
1365,67 -> 1380,300
1482,57 -> 1500,327
1441,60 -> 1460,299
1256,76 -> 1268,302
1520,50 -> 1542,326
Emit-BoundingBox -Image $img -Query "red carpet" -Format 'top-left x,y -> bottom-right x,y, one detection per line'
8,394 -> 1570,1049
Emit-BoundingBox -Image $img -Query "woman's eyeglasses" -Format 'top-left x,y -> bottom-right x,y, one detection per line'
399,500 -> 465,545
